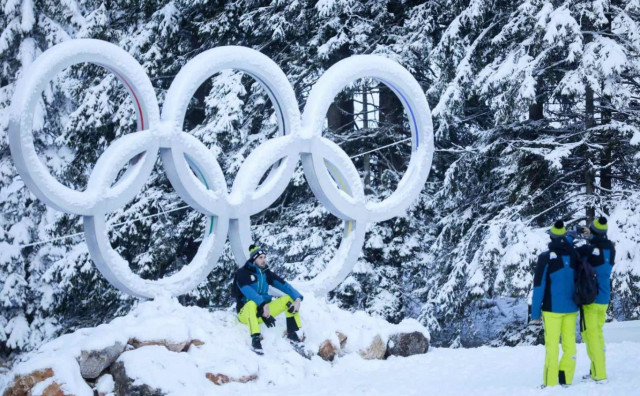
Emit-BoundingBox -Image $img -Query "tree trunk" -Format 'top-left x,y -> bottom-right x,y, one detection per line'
584,17 -> 596,222
379,84 -> 403,126
528,76 -> 544,121
379,83 -> 406,173
599,12 -> 613,211
327,95 -> 354,132
363,87 -> 371,193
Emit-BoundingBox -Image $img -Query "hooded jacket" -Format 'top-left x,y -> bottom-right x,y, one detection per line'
531,238 -> 580,320
234,260 -> 303,313
577,235 -> 616,305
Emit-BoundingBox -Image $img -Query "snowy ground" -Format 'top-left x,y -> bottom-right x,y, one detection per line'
3,344 -> 639,396
1,296 -> 638,395
222,342 -> 640,396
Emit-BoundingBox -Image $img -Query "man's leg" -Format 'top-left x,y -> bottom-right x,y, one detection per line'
542,311 -> 562,386
559,312 -> 577,385
267,295 -> 292,316
237,301 -> 262,336
268,296 -> 302,328
580,308 -> 594,376
583,303 -> 608,380
268,295 -> 303,342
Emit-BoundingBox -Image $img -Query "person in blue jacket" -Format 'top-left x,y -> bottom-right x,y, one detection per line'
576,217 -> 615,383
531,220 -> 580,387
234,244 -> 304,355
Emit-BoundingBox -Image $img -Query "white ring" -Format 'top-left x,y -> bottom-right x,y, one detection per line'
9,41 -> 433,298
301,55 -> 434,222
8,39 -> 160,215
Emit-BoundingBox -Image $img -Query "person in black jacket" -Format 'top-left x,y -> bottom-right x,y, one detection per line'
531,220 -> 580,387
576,217 -> 615,383
234,244 -> 303,355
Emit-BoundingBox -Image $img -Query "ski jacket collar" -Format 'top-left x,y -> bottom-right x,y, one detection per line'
244,260 -> 270,273
547,239 -> 574,255
590,234 -> 609,244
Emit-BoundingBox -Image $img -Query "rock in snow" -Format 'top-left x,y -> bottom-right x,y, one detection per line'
358,335 -> 387,360
386,332 -> 429,357
2,368 -> 54,396
318,340 -> 339,362
128,338 -> 189,353
77,342 -> 125,379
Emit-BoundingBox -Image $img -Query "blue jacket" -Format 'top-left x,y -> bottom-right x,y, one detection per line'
234,261 -> 303,313
577,235 -> 615,305
531,239 -> 579,320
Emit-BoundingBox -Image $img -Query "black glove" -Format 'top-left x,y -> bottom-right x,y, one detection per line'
287,302 -> 295,314
263,316 -> 276,328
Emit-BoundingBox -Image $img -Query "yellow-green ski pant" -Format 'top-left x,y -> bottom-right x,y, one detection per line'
237,295 -> 301,336
542,311 -> 577,386
581,303 -> 608,380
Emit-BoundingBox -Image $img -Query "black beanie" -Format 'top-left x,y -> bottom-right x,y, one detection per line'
590,217 -> 608,234
549,220 -> 566,239
249,244 -> 266,262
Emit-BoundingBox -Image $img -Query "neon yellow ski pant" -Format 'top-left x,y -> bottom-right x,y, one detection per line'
237,295 -> 301,336
542,311 -> 577,386
581,303 -> 608,380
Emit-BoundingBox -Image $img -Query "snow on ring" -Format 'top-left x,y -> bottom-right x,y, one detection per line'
9,39 -> 434,299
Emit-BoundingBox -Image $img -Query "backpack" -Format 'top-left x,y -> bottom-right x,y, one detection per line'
573,256 -> 599,306
231,271 -> 242,306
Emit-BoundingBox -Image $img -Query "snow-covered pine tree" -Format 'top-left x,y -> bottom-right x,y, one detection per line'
571,0 -> 640,320
420,0 -> 640,345
0,0 -> 114,354
2,1 -> 640,358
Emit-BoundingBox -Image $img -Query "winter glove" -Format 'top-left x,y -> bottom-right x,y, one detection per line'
263,316 -> 276,328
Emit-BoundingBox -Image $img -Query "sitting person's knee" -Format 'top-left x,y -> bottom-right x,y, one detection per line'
244,301 -> 258,312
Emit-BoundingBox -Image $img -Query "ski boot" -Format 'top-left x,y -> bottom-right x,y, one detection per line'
286,317 -> 311,359
251,334 -> 264,355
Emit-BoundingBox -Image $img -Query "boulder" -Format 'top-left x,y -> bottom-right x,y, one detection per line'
317,340 -> 338,362
128,338 -> 189,353
358,335 -> 386,360
2,368 -> 54,396
386,332 -> 429,357
111,360 -> 166,396
40,381 -> 68,396
77,342 -> 125,378
206,373 -> 230,385
205,372 -> 258,385
189,339 -> 204,348
336,332 -> 347,349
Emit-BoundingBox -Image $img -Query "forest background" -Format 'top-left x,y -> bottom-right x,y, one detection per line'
1,0 -> 639,359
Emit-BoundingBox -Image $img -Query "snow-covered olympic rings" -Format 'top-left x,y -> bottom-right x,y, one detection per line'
9,39 -> 433,298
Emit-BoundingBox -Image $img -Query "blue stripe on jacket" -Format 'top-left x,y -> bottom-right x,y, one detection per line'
594,249 -> 613,304
548,255 -> 578,313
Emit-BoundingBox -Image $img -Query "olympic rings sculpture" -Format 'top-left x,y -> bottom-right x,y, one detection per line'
9,39 -> 433,299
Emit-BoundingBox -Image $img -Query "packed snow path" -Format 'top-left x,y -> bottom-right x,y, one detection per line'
217,342 -> 640,395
